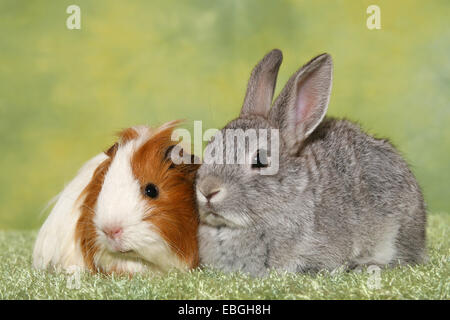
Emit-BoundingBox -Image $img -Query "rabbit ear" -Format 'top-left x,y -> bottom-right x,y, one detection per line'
240,49 -> 283,118
270,53 -> 333,152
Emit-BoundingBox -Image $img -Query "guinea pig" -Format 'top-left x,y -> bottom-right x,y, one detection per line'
33,121 -> 199,274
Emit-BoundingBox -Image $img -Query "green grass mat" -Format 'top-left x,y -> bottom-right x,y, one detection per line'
0,213 -> 448,299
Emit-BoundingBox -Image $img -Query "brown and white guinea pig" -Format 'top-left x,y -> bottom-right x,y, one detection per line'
33,121 -> 199,274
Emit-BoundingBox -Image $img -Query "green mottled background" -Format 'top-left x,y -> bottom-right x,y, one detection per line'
0,0 -> 448,229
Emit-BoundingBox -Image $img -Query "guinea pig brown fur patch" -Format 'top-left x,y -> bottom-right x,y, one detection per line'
75,157 -> 112,272
131,127 -> 199,269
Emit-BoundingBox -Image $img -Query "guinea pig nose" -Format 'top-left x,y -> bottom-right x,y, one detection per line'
102,226 -> 123,239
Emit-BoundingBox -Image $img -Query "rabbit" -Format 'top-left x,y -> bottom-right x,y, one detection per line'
33,121 -> 200,274
195,49 -> 427,276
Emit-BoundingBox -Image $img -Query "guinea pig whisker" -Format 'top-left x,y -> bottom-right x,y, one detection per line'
59,194 -> 83,202
142,206 -> 158,218
83,239 -> 99,259
80,204 -> 96,214
147,221 -> 188,262
84,242 -> 97,256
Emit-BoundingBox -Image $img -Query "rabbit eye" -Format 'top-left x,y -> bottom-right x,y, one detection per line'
144,183 -> 159,199
252,149 -> 268,169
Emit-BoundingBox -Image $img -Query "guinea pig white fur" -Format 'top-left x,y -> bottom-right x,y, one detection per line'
33,122 -> 199,274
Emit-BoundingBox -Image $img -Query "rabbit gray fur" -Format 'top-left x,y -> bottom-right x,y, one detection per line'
196,49 -> 427,276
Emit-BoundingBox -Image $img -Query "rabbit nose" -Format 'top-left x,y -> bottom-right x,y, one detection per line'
102,226 -> 123,239
198,176 -> 225,203
204,189 -> 221,201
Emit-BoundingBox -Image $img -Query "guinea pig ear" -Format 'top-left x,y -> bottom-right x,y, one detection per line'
180,161 -> 200,180
240,49 -> 283,118
104,142 -> 118,158
175,156 -> 200,181
164,145 -> 176,164
165,145 -> 199,178
269,53 -> 333,154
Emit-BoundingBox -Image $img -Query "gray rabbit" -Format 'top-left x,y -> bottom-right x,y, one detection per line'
196,49 -> 427,276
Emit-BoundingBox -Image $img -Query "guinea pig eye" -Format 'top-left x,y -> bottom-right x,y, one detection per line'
251,149 -> 268,169
144,183 -> 159,199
